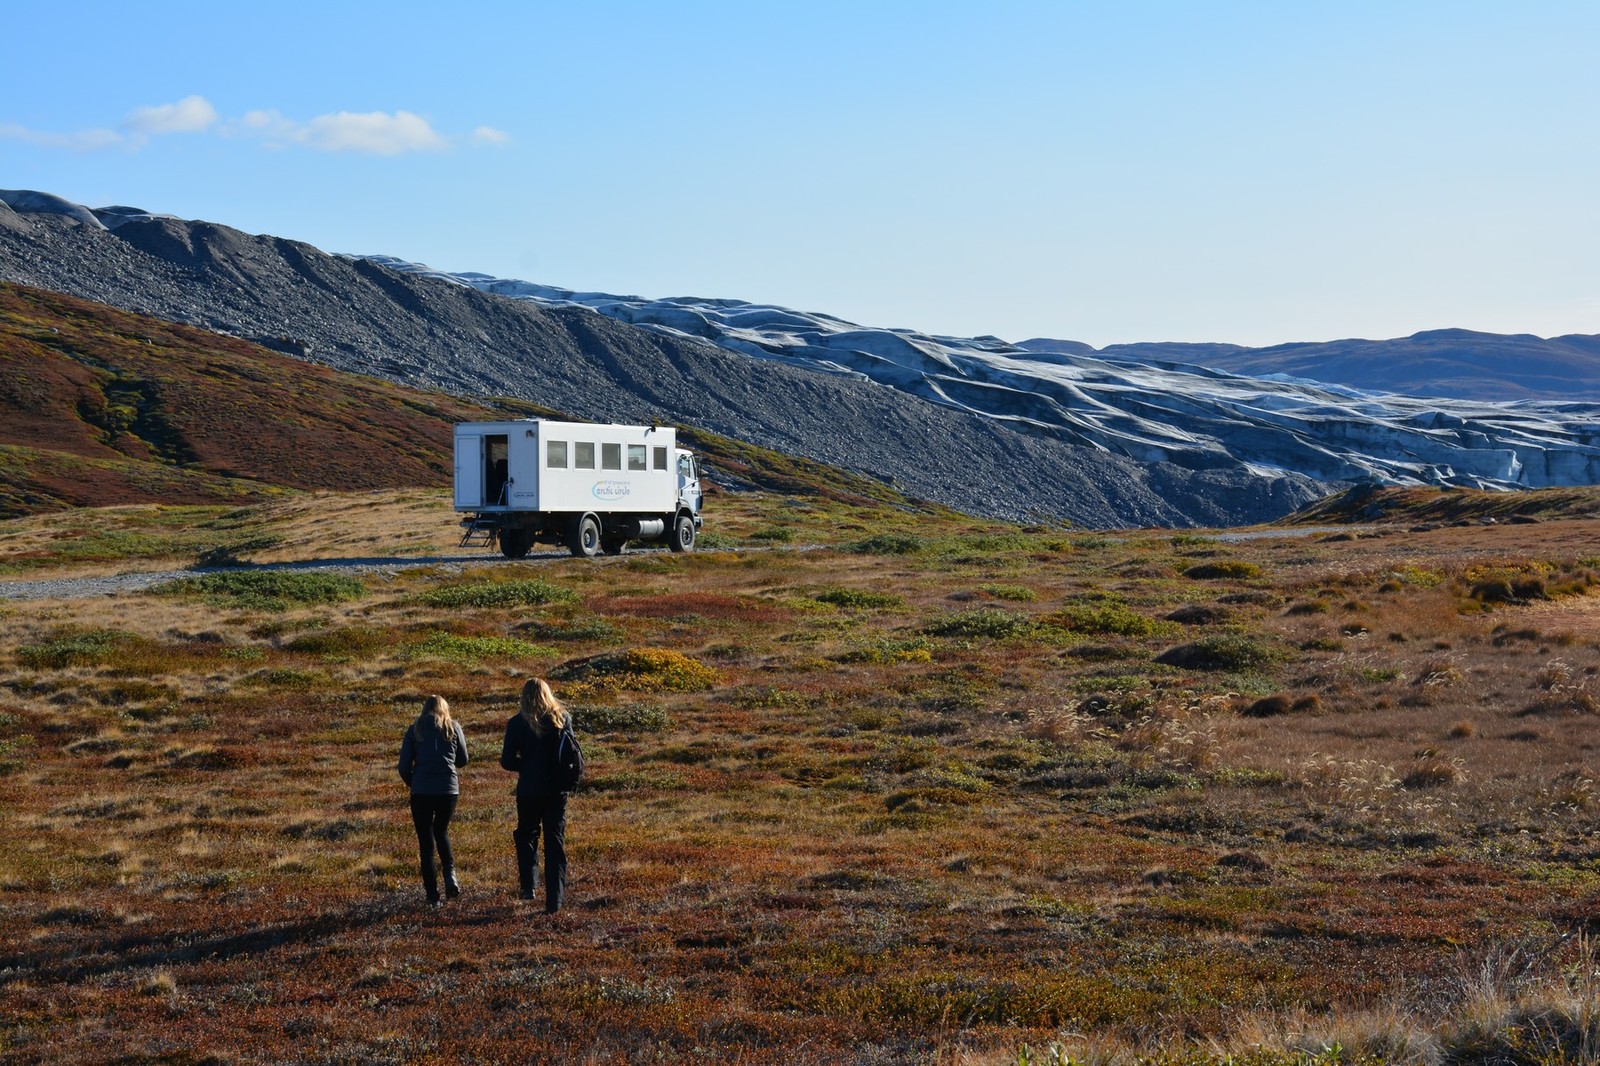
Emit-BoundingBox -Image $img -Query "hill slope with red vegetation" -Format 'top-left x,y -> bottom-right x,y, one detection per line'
0,282 -> 937,519
0,282 -> 510,516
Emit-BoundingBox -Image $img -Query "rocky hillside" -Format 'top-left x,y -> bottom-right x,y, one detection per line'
0,281 -> 951,520
0,191 -> 1327,528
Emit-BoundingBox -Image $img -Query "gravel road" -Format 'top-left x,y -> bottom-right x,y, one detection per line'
0,551 -> 566,601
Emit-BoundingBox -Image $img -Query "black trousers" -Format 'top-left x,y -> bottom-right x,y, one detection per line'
410,793 -> 458,900
514,792 -> 567,911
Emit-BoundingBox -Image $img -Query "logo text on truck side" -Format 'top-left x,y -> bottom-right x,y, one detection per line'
592,481 -> 632,502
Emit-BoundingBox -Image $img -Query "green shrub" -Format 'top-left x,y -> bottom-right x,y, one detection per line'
748,527 -> 794,543
835,637 -> 935,664
19,628 -> 132,669
1050,604 -> 1178,639
923,608 -> 1039,641
155,570 -> 366,609
815,587 -> 905,609
850,533 -> 924,555
1183,561 -> 1262,580
695,530 -> 738,550
572,703 -> 670,734
409,633 -> 554,663
517,617 -> 622,642
419,579 -> 578,609
244,667 -> 330,690
1155,632 -> 1283,672
285,626 -> 390,656
982,584 -> 1038,602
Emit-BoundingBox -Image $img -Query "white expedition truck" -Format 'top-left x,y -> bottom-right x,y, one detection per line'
454,419 -> 703,559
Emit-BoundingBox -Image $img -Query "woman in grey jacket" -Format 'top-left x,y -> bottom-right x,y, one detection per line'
397,695 -> 469,906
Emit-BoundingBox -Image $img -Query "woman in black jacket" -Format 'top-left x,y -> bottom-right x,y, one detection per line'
397,694 -> 469,906
501,678 -> 577,912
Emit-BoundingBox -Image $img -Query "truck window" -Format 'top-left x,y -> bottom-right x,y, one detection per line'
628,444 -> 647,471
653,446 -> 667,470
547,440 -> 567,468
678,455 -> 694,478
602,443 -> 621,470
575,442 -> 595,469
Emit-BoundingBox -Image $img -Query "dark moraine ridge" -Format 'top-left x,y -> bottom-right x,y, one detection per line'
0,195 -> 1328,527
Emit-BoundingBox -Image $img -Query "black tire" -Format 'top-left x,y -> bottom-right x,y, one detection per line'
668,512 -> 696,553
568,514 -> 601,558
601,536 -> 627,556
499,528 -> 530,560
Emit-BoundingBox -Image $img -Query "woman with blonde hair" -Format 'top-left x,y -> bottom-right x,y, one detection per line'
397,694 -> 469,906
500,678 -> 581,912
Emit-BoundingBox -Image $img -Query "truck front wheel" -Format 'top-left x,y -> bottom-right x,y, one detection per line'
668,512 -> 696,553
499,528 -> 530,560
568,514 -> 601,558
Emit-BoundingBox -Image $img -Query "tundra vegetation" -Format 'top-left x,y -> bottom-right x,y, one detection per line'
8,283 -> 1600,1062
4,484 -> 1600,1065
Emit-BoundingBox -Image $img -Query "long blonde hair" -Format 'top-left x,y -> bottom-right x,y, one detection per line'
519,678 -> 569,732
415,694 -> 454,737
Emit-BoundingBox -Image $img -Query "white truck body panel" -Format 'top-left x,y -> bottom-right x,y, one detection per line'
453,420 -> 680,514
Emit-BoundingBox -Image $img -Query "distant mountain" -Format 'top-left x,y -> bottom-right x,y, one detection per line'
0,191 -> 1316,528
0,281 -> 946,519
1020,330 -> 1600,403
369,260 -> 1600,491
4,189 -> 1599,525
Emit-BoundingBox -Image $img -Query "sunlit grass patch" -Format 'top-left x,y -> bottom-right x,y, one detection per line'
551,648 -> 720,692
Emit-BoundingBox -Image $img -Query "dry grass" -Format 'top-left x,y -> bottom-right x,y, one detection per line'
4,491 -> 1600,1062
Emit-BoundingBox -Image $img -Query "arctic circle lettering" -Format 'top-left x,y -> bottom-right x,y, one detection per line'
592,481 -> 632,502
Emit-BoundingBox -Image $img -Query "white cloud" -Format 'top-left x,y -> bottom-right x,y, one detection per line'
295,110 -> 448,154
124,95 -> 218,136
3,99 -> 492,156
0,122 -> 123,151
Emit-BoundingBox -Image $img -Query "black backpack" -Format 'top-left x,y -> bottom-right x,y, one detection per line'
553,722 -> 585,792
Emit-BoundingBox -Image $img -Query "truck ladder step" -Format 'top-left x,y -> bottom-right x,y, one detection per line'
459,518 -> 498,549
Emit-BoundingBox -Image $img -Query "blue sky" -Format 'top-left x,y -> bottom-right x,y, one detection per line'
3,1 -> 1597,347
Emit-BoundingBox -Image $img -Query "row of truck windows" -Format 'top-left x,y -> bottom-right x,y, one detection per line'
546,441 -> 668,473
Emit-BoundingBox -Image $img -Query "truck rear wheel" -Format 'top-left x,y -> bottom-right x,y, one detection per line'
499,528 -> 530,560
668,512 -> 696,553
568,514 -> 601,558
